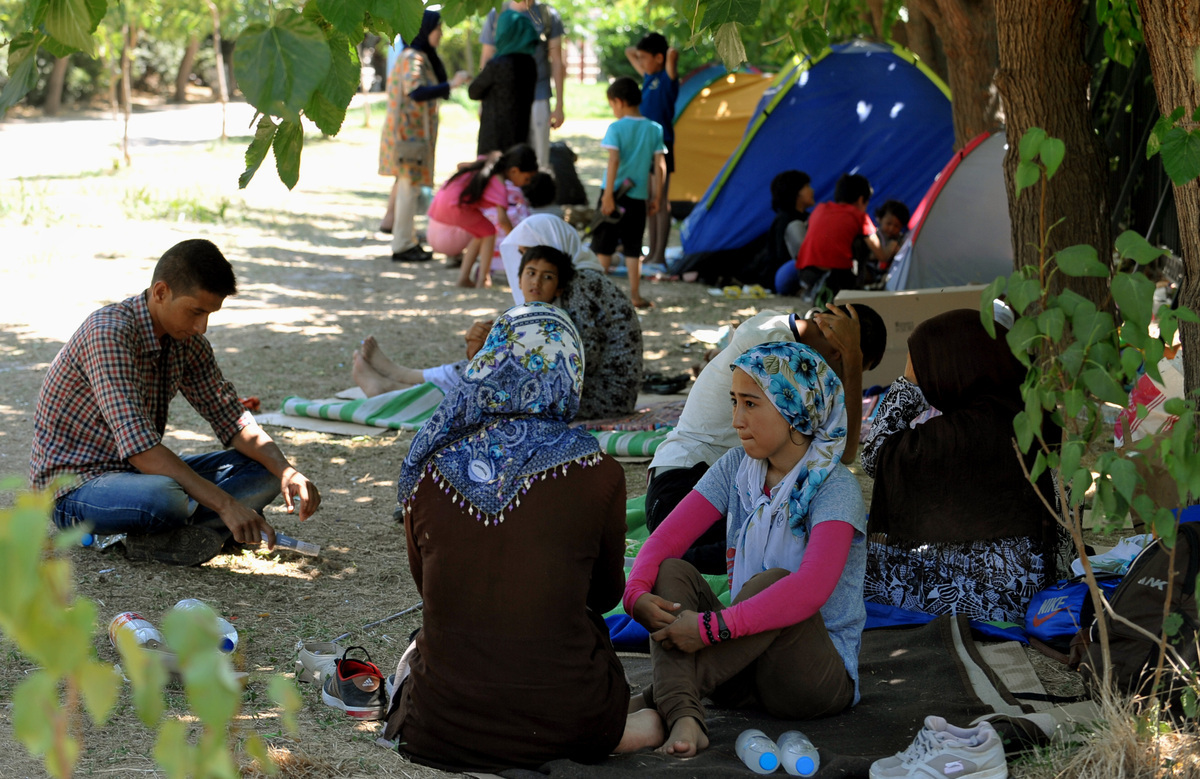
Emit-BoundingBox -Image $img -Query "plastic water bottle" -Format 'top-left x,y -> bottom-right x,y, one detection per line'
82,532 -> 125,551
267,531 -> 320,557
172,599 -> 238,653
108,612 -> 166,651
777,731 -> 819,777
735,728 -> 780,774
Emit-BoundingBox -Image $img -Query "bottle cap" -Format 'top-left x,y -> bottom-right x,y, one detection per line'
219,637 -> 236,653
759,753 -> 778,771
795,755 -> 816,776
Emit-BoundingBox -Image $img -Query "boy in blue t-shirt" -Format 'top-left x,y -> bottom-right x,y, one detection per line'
594,76 -> 666,309
625,33 -> 679,268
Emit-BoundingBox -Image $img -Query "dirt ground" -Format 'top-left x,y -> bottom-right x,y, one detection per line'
0,93 -> 1089,778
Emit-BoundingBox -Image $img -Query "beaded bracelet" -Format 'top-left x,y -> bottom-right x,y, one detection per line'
702,611 -> 717,644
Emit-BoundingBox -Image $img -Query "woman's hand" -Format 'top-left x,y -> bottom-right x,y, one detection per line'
631,593 -> 680,631
465,319 -> 494,359
650,609 -> 705,653
451,70 -> 470,88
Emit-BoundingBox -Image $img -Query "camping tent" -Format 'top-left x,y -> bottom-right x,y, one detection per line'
680,41 -> 954,256
671,66 -> 773,204
885,131 -> 1014,290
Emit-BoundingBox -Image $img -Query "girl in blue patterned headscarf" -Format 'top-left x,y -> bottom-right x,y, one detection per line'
396,302 -> 600,523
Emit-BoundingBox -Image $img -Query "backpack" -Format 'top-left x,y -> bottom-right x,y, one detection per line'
1073,523 -> 1200,704
1025,574 -> 1121,653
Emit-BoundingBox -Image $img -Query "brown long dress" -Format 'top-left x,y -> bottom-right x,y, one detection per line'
384,455 -> 631,772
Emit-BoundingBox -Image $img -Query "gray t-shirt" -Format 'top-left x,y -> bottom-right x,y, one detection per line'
480,1 -> 564,102
695,447 -> 867,703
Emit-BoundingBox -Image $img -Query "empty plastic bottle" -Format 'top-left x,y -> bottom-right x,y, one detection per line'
735,728 -> 780,775
267,531 -> 320,557
172,598 -> 238,653
777,730 -> 819,777
108,612 -> 166,651
81,532 -> 125,551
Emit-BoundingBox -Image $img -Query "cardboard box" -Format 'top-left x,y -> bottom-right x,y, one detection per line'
835,285 -> 989,388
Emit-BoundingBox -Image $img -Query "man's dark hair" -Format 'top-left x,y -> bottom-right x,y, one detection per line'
769,169 -> 812,213
833,173 -> 873,205
850,303 -> 887,371
522,171 -> 558,208
636,33 -> 669,58
152,239 -> 237,297
607,77 -> 642,107
875,199 -> 911,225
519,245 -> 575,289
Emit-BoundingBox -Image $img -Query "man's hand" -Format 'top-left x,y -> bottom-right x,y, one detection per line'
451,70 -> 471,88
550,106 -> 565,129
650,609 -> 705,653
281,466 -> 321,520
465,319 -> 494,359
814,303 -> 863,372
648,197 -> 660,217
631,592 -> 680,631
220,499 -> 276,548
601,192 -> 617,216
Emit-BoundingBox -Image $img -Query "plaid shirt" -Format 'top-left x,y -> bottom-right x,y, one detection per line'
30,291 -> 254,499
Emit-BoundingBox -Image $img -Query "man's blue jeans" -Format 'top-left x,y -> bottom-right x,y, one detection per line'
53,451 -> 280,535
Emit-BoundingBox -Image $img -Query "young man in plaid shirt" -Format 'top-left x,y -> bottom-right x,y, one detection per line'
30,239 -> 322,566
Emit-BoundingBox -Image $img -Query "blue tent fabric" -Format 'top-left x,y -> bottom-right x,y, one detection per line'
680,41 -> 954,255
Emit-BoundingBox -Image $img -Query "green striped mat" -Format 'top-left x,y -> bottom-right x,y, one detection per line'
590,428 -> 671,457
281,383 -> 446,431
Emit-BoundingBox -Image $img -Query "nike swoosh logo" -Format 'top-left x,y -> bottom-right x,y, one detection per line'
1031,608 -> 1065,628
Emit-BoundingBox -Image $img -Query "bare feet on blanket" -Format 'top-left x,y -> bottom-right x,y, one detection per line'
353,350 -> 408,397
361,336 -> 405,382
615,708 -> 666,753
656,715 -> 708,758
627,692 -> 646,714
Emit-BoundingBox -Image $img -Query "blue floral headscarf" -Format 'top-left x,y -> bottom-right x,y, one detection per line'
396,303 -> 601,523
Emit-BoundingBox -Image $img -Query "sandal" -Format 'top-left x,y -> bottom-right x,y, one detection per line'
294,640 -> 347,684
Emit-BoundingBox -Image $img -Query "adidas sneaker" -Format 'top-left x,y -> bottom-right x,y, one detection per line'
320,646 -> 385,720
870,716 -> 1007,779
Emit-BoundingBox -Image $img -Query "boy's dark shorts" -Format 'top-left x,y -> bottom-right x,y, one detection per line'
591,191 -> 647,257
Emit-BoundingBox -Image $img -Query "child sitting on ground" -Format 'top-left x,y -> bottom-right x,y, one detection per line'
855,199 -> 909,288
426,144 -> 538,288
744,170 -> 814,289
523,171 -> 564,219
775,173 -> 890,302
592,76 -> 667,310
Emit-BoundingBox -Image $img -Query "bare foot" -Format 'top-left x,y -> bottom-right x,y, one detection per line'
627,692 -> 646,714
655,716 -> 708,758
476,274 -> 492,289
632,297 -> 655,310
352,350 -> 404,397
615,708 -> 666,754
361,336 -> 407,382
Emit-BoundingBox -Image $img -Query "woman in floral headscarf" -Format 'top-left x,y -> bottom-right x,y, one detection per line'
384,303 -> 662,771
625,342 -> 867,758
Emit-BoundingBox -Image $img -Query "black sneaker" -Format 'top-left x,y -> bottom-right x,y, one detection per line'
321,646 -> 386,720
391,245 -> 433,262
123,525 -> 226,566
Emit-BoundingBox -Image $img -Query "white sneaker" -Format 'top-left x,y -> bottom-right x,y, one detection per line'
870,716 -> 1007,779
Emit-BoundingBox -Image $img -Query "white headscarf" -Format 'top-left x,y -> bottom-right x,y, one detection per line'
500,214 -> 605,304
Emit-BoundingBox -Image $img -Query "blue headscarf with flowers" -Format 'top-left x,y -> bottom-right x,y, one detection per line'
727,342 -> 847,595
396,302 -> 601,523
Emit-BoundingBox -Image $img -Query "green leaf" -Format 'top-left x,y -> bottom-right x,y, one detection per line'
270,675 -> 303,736
1112,272 -> 1155,327
115,631 -> 166,727
1083,368 -> 1128,406
1005,316 -> 1039,362
12,671 -> 58,754
1108,456 -> 1137,503
1013,411 -> 1034,452
1008,276 -> 1042,317
799,23 -> 829,55
154,719 -> 193,779
1159,126 -> 1200,185
43,0 -> 98,55
77,659 -> 120,725
1071,467 -> 1093,501
369,0 -> 425,44
1015,160 -> 1041,197
1039,137 -> 1066,179
1115,230 -> 1168,265
980,278 -> 1006,337
1164,397 -> 1190,417
1054,244 -> 1109,277
1019,127 -> 1047,162
1164,611 -> 1184,638
713,22 -> 748,69
317,0 -> 368,38
233,10 -> 332,119
303,34 -> 359,136
239,116 -> 279,189
1063,388 -> 1085,420
244,734 -> 276,775
701,0 -> 762,28
1055,289 -> 1089,318
1184,687 -> 1198,720
1037,307 -> 1065,341
0,34 -> 43,115
1120,345 -> 1145,384
273,119 -> 305,190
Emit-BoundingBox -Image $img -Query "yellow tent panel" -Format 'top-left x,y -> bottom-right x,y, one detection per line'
672,71 -> 774,203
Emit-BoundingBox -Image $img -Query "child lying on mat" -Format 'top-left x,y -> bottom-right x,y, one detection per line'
626,341 -> 867,757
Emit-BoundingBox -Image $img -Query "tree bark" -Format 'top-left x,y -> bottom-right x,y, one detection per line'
910,0 -> 1001,149
174,36 -> 200,103
44,56 -> 70,116
994,0 -> 1111,303
207,0 -> 228,140
1136,0 -> 1200,396
864,0 -> 886,38
901,7 -> 940,78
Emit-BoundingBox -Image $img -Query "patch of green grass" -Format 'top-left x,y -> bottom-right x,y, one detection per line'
121,186 -> 235,223
562,81 -> 614,120
0,178 -> 62,226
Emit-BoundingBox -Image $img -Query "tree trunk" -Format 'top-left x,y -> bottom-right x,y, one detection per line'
910,0 -> 1001,149
120,23 -> 135,165
901,7 -> 941,78
44,56 -> 70,116
207,0 -> 228,140
864,0 -> 886,38
174,36 -> 200,103
1136,0 -> 1200,396
994,0 -> 1111,303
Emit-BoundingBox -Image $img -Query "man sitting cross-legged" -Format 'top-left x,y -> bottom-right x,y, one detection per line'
30,239 -> 322,566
